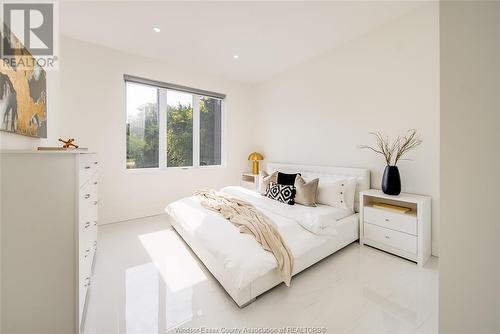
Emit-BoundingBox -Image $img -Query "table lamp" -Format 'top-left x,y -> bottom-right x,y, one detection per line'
247,152 -> 264,174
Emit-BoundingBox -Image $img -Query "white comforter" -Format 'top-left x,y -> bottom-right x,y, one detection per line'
165,186 -> 353,289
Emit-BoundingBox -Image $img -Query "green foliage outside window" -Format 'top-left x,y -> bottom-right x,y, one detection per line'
126,95 -> 221,169
167,102 -> 193,167
126,102 -> 159,169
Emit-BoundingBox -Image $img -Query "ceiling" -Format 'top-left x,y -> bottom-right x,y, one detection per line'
60,1 -> 424,84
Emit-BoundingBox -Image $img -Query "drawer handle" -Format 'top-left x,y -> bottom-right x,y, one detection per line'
84,222 -> 91,228
94,181 -> 98,185
84,166 -> 91,169
93,201 -> 98,205
84,194 -> 91,199
385,235 -> 390,239
94,221 -> 98,226
385,218 -> 390,222
94,161 -> 98,165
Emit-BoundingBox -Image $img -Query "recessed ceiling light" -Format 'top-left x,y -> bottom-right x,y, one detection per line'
153,27 -> 161,33
233,55 -> 239,59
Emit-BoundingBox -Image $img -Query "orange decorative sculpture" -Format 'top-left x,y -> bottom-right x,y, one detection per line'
58,138 -> 79,149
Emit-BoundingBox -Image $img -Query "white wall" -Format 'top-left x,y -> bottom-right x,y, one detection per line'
1,6 -> 442,254
59,37 -> 255,224
439,1 -> 500,333
253,4 -> 440,255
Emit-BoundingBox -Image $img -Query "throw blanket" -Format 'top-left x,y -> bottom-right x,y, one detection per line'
196,189 -> 294,286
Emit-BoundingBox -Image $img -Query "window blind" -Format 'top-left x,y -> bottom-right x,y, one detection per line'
123,74 -> 226,100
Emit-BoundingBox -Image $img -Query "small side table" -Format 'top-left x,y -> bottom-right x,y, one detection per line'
240,172 -> 259,190
359,189 -> 431,266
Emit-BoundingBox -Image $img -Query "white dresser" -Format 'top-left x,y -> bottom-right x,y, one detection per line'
1,151 -> 98,334
359,189 -> 431,266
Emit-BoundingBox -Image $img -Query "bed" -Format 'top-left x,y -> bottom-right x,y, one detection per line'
165,163 -> 370,307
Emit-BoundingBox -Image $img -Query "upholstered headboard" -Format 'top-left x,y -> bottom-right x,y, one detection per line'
266,162 -> 370,212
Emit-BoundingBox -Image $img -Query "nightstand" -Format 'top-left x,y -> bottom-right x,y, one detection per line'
240,172 -> 259,190
359,189 -> 431,266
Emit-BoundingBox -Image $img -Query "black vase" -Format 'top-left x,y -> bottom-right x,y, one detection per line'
382,166 -> 401,195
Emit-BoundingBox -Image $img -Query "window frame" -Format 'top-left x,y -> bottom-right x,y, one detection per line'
124,77 -> 226,171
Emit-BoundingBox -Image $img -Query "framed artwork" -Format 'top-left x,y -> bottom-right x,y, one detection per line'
0,25 -> 47,138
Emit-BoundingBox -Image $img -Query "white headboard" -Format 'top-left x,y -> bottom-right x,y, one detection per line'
266,162 -> 370,212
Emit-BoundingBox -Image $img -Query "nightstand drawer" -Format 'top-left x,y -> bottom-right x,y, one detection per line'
364,223 -> 417,254
241,173 -> 258,190
364,206 -> 417,235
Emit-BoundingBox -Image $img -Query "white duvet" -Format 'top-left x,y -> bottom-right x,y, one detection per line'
165,186 -> 353,289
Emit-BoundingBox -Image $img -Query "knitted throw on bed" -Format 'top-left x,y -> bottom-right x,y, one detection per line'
195,189 -> 294,286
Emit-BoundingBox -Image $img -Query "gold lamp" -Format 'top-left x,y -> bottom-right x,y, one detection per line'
248,152 -> 264,174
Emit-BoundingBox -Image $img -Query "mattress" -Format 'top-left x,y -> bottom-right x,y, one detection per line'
165,186 -> 359,306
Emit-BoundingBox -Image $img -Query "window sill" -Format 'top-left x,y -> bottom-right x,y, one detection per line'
126,164 -> 226,173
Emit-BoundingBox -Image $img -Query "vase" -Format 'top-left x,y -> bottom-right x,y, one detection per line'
382,166 -> 401,195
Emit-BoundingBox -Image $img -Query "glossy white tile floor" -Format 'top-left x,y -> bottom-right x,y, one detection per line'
84,215 -> 438,334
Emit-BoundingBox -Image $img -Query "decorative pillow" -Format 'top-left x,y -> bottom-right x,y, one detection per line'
316,177 -> 356,210
277,172 -> 301,186
294,175 -> 319,207
258,171 -> 278,195
265,182 -> 296,205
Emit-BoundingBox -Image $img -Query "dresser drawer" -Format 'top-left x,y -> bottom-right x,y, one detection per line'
79,174 -> 98,204
79,153 -> 98,187
79,281 -> 87,323
79,240 -> 93,271
78,259 -> 91,322
79,251 -> 92,292
364,206 -> 417,235
80,224 -> 97,256
364,223 -> 417,254
80,213 -> 97,230
79,281 -> 88,323
79,174 -> 98,227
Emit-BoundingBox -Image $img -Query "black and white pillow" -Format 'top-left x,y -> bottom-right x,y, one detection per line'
265,182 -> 296,205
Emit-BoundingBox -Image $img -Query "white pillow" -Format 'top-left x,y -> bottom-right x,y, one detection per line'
316,177 -> 357,211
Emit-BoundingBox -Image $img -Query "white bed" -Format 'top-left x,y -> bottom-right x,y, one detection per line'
165,163 -> 370,307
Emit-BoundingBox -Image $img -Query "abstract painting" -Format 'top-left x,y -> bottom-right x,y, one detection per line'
0,25 -> 47,138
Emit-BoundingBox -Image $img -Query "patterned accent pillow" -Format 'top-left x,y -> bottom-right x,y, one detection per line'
265,182 -> 296,205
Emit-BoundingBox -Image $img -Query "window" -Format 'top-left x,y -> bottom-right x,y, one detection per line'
199,96 -> 222,166
126,83 -> 159,169
125,76 -> 224,169
166,91 -> 193,167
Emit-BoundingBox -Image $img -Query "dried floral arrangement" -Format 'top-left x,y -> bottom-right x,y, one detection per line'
359,129 -> 422,166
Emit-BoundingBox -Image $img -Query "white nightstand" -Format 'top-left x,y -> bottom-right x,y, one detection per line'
359,189 -> 431,266
240,172 -> 259,190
